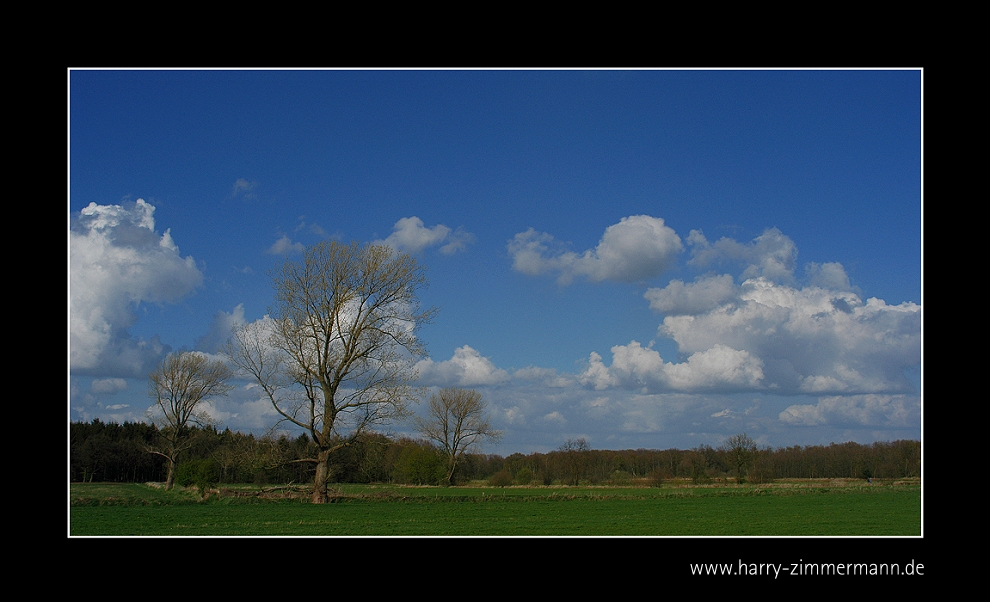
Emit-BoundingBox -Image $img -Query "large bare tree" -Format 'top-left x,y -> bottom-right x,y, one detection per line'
147,351 -> 233,490
226,241 -> 435,503
415,388 -> 502,486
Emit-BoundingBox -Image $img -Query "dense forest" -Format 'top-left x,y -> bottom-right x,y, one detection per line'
69,419 -> 920,488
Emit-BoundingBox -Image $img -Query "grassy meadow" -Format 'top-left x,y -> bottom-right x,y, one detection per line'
69,479 -> 920,537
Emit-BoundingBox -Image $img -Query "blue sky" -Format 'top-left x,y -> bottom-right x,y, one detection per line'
69,68 -> 922,455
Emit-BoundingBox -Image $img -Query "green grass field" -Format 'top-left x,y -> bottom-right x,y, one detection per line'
69,481 -> 920,536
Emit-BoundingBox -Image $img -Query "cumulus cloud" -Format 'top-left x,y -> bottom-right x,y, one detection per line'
657,277 -> 920,395
579,226 -> 918,399
376,216 -> 475,255
578,352 -> 616,390
70,199 -> 203,376
688,227 -> 797,283
644,274 -> 738,315
267,234 -> 305,255
804,261 -> 855,292
664,345 -> 765,390
580,341 -> 764,393
779,394 -> 920,428
415,345 -> 510,387
508,215 -> 683,284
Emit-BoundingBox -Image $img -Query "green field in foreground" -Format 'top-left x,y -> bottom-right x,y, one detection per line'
69,482 -> 921,536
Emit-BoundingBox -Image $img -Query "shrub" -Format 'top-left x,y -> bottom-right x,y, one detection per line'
515,467 -> 533,486
393,445 -> 445,485
609,470 -> 633,486
488,469 -> 513,487
647,469 -> 665,488
175,458 -> 219,495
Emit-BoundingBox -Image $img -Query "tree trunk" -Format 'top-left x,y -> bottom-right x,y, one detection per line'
445,457 -> 456,487
165,458 -> 176,490
312,449 -> 331,504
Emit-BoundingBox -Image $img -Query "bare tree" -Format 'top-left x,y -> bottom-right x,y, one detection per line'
415,388 -> 502,486
225,241 -> 435,503
556,437 -> 591,485
720,433 -> 757,484
147,351 -> 233,490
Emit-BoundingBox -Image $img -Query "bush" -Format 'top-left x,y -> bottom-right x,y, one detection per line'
488,469 -> 513,487
647,469 -> 665,488
175,458 -> 219,495
393,445 -> 445,485
515,467 -> 533,486
609,470 -> 633,486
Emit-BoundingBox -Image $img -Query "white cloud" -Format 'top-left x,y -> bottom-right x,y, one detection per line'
415,345 -> 510,387
502,406 -> 526,425
688,227 -> 797,283
376,216 -> 474,255
512,366 -> 573,388
579,351 -> 616,390
581,247 -> 918,397
90,378 -> 128,394
267,234 -> 305,255
70,199 -> 203,376
581,341 -> 764,393
644,274 -> 737,315
508,215 -> 683,284
805,261 -> 854,291
658,278 -> 920,394
779,394 -> 919,428
663,344 -> 765,390
203,382 -> 284,431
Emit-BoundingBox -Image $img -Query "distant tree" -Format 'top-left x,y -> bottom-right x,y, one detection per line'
415,388 -> 502,486
559,437 -> 590,452
147,351 -> 233,490
555,437 -> 591,485
720,433 -> 757,484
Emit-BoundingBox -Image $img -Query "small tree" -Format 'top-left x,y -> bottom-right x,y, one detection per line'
415,388 -> 502,486
147,352 -> 233,490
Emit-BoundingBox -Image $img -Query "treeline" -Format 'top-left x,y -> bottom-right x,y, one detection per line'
70,420 -> 920,487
